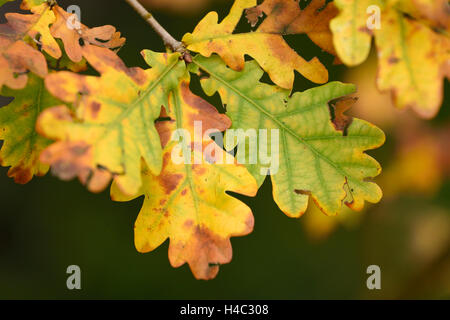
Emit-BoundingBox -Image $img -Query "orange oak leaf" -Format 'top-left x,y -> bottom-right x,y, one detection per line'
39,137 -> 113,192
0,3 -> 57,89
50,5 -> 125,63
0,1 -> 125,90
245,0 -> 339,58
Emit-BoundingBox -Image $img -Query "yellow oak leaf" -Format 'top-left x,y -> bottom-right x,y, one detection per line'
182,0 -> 328,89
331,0 -> 450,118
111,75 -> 257,280
37,46 -> 187,195
392,0 -> 450,31
375,9 -> 450,118
330,0 -> 383,66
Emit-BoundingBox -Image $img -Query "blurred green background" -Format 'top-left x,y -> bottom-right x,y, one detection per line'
0,0 -> 449,299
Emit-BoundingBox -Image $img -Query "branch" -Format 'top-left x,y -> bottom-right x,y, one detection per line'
125,0 -> 191,61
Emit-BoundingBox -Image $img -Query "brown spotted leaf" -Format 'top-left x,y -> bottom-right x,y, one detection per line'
331,0 -> 450,118
37,47 -> 187,195
182,0 -> 328,89
0,73 -> 65,183
392,0 -> 450,31
0,2 -> 58,89
245,0 -> 339,58
196,55 -> 384,217
0,1 -> 123,91
50,5 -> 125,63
111,74 -> 257,280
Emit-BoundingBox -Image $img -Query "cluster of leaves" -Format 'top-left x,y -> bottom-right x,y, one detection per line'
331,0 -> 450,118
0,0 -> 387,279
0,0 -> 124,182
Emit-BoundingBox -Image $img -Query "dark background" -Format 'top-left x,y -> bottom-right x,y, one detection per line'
0,0 -> 449,299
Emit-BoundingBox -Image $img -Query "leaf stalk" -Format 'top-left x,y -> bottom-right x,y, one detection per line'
124,0 -> 192,62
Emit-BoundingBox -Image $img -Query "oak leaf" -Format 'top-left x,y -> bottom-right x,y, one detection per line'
331,0 -> 450,118
392,0 -> 450,31
111,75 -> 257,280
20,0 -> 126,62
0,3 -> 57,89
195,55 -> 384,216
245,0 -> 339,59
0,0 -> 125,92
6,2 -> 61,58
182,0 -> 328,89
0,73 -> 64,183
50,5 -> 125,63
37,47 -> 186,195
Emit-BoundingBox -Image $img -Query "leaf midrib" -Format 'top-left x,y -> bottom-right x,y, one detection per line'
159,86 -> 242,230
194,59 -> 366,188
86,59 -> 180,157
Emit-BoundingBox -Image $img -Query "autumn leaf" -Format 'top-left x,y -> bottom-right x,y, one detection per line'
9,2 -> 61,58
50,5 -> 125,63
37,46 -> 186,195
331,0 -> 450,118
245,0 -> 339,60
182,0 -> 328,89
111,74 -> 257,280
0,0 -> 125,91
375,8 -> 450,118
392,0 -> 450,31
0,73 -> 64,183
20,0 -> 126,62
0,3 -> 57,89
44,39 -> 88,73
195,55 -> 384,216
330,0 -> 380,66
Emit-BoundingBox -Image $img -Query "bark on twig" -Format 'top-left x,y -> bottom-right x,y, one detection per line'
125,0 -> 191,62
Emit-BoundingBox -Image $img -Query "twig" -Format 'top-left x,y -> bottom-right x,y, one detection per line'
125,0 -> 191,62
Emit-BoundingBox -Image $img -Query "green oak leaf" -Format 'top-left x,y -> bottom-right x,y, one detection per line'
194,55 -> 385,217
0,73 -> 64,183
